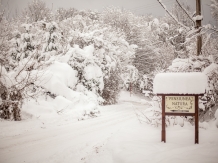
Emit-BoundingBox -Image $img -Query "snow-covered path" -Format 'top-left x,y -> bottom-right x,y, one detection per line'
0,92 -> 218,163
0,96 -> 141,163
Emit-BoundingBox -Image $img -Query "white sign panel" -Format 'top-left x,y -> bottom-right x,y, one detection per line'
165,96 -> 195,113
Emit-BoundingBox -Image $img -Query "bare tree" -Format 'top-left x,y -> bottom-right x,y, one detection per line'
22,0 -> 51,22
55,7 -> 78,21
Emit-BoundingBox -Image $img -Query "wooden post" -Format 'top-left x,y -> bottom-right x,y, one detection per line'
195,95 -> 199,144
196,0 -> 202,56
162,95 -> 166,143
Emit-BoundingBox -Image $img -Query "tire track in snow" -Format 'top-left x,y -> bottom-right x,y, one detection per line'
0,104 -> 134,149
0,101 -> 139,163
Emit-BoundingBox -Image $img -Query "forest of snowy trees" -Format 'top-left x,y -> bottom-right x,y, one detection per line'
0,0 -> 218,125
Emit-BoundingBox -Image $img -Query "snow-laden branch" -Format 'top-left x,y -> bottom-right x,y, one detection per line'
210,27 -> 218,33
201,33 -> 212,51
157,0 -> 189,30
14,51 -> 36,80
181,28 -> 205,46
202,24 -> 218,33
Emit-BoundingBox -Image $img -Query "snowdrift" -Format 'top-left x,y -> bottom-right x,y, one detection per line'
22,61 -> 100,121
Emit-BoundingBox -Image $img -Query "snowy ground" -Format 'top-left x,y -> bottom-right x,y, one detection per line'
0,91 -> 218,163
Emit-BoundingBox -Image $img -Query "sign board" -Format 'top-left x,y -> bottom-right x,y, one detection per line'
159,94 -> 200,144
165,96 -> 195,113
153,73 -> 207,144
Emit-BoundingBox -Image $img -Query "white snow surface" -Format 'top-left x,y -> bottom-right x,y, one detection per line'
0,91 -> 217,163
153,72 -> 207,94
35,61 -> 78,100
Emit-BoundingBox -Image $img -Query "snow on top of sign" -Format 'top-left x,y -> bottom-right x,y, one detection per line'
153,72 -> 207,94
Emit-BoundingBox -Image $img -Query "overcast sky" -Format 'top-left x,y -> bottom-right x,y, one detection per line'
2,0 -> 216,25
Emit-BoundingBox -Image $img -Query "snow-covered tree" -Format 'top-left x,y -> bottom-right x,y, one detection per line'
22,0 -> 51,23
1,20 -> 61,121
40,21 -> 62,57
211,0 -> 218,23
58,13 -> 137,104
55,7 -> 78,21
102,67 -> 122,105
9,24 -> 35,64
101,7 -> 143,45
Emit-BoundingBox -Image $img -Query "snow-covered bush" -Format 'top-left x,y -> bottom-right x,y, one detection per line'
8,21 -> 64,70
0,65 -> 22,121
33,20 -> 65,63
41,22 -> 59,52
61,45 -> 104,104
1,20 -> 64,121
102,67 -> 122,105
8,23 -> 36,68
59,15 -> 137,104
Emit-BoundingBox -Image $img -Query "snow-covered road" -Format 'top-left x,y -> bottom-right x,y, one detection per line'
0,92 -> 218,163
0,99 -> 140,163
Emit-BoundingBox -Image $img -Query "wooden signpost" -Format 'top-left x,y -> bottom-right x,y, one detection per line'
157,94 -> 203,144
153,73 -> 207,144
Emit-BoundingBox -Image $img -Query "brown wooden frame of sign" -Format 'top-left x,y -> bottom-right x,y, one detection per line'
157,94 -> 204,144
